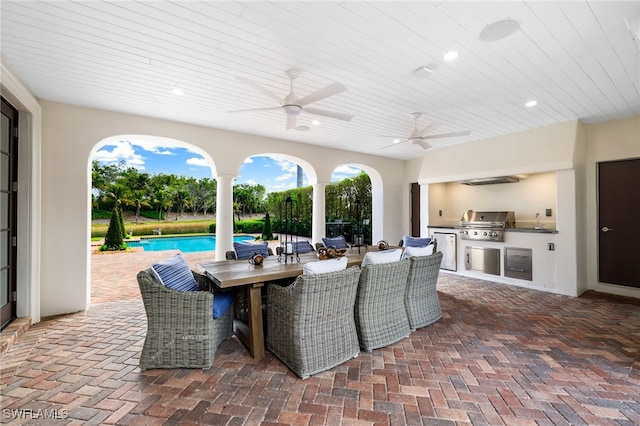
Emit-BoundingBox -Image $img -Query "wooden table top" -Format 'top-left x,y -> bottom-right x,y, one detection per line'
199,249 -> 368,288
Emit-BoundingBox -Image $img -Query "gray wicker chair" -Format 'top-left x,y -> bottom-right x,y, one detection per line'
137,269 -> 233,370
355,259 -> 411,351
404,252 -> 443,330
266,266 -> 361,379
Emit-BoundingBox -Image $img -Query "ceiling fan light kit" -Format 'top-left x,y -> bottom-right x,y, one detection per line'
381,112 -> 471,151
228,68 -> 353,130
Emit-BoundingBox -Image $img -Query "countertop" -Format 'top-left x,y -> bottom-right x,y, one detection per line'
427,224 -> 558,234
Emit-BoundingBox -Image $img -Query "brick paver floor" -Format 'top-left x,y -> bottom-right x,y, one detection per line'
1,249 -> 639,425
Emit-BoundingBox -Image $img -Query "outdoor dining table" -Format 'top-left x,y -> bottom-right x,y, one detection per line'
198,249 -> 368,360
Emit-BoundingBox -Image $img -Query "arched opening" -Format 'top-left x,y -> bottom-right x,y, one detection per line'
329,164 -> 384,246
236,153 -> 318,238
88,134 -> 216,304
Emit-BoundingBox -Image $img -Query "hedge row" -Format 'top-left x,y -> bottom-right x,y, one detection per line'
92,221 -> 213,238
91,218 -> 266,238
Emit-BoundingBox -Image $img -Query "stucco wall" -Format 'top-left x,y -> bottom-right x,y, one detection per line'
418,120 -> 579,183
40,101 -> 409,316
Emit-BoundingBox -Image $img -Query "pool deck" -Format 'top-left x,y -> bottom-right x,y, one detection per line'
90,236 -> 309,303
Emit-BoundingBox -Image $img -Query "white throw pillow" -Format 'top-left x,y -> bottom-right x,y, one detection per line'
303,256 -> 348,275
361,249 -> 402,267
401,245 -> 435,260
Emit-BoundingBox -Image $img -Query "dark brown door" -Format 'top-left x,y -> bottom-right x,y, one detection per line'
411,182 -> 420,237
1,98 -> 18,329
598,158 -> 640,288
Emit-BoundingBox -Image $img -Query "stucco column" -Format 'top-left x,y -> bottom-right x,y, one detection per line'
215,173 -> 236,261
312,182 -> 328,245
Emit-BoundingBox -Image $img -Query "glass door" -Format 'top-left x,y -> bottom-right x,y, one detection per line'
1,98 -> 18,329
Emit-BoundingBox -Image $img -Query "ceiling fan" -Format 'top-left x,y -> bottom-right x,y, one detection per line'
382,112 -> 471,150
227,69 -> 354,130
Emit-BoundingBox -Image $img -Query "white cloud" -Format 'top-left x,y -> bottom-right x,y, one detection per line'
186,157 -> 209,167
94,140 -> 146,170
275,172 -> 295,182
273,158 -> 297,174
334,165 -> 361,175
243,157 -> 254,164
125,138 -> 178,154
332,165 -> 362,182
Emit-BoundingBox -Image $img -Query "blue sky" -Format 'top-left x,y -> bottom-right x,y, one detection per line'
94,138 -> 362,192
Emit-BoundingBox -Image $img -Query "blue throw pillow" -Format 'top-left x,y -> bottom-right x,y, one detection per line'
402,236 -> 432,248
151,254 -> 199,292
233,241 -> 269,259
322,235 -> 349,249
294,241 -> 314,253
213,292 -> 234,319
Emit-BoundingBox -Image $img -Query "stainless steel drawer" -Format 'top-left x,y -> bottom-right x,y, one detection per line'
465,246 -> 500,275
505,247 -> 532,280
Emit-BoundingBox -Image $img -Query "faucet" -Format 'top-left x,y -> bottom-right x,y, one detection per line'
534,213 -> 544,229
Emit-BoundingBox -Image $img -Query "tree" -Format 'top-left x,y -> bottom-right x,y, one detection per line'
172,187 -> 192,219
234,183 -> 267,217
103,204 -> 126,250
117,201 -> 127,239
262,212 -> 273,240
188,178 -> 216,216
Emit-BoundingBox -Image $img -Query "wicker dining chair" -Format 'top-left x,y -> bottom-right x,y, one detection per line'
354,259 -> 411,351
266,266 -> 361,379
404,251 -> 443,330
137,269 -> 234,370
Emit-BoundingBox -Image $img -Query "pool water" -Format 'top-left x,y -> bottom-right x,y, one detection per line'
127,235 -> 254,253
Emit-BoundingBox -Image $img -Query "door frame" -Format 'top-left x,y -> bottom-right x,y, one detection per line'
410,182 -> 420,237
1,97 -> 18,329
597,157 -> 640,289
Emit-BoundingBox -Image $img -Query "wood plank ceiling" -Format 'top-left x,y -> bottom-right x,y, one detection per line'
1,1 -> 638,160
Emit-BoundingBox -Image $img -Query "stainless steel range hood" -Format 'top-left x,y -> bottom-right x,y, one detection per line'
459,176 -> 520,186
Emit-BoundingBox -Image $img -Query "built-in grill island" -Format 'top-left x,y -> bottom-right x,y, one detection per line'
459,210 -> 522,277
458,210 -> 516,242
428,210 -> 557,287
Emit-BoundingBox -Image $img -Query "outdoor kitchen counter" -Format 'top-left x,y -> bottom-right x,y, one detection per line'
426,225 -> 562,294
427,224 -> 558,234
509,227 -> 558,234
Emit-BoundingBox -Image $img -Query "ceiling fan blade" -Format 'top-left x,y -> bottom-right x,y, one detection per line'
226,106 -> 282,114
380,139 -> 409,149
297,82 -> 347,106
303,107 -> 353,121
286,114 -> 297,130
418,122 -> 441,137
423,130 -> 471,139
416,140 -> 432,150
235,76 -> 282,104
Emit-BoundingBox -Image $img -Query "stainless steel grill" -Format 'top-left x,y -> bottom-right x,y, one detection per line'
458,210 -> 515,242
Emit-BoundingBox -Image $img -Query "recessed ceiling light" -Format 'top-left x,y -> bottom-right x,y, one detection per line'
393,138 -> 401,144
479,19 -> 520,42
171,87 -> 184,96
312,120 -> 320,126
525,100 -> 537,107
444,51 -> 459,61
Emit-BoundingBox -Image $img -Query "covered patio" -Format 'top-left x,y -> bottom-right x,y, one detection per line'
1,249 -> 638,424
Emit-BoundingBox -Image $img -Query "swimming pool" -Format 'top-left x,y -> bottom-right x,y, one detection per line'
127,235 -> 254,253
